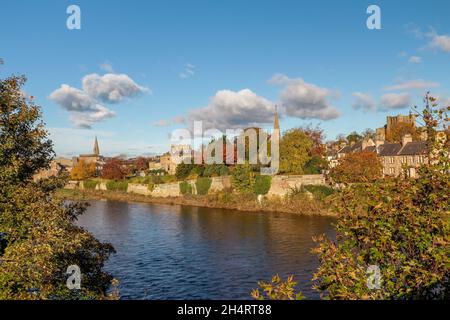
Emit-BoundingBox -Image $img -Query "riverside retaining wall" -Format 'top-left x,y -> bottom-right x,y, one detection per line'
70,174 -> 326,198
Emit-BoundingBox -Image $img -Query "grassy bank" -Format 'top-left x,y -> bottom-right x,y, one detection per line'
56,188 -> 336,216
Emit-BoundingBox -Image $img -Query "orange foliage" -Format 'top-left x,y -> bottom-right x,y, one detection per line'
70,159 -> 96,180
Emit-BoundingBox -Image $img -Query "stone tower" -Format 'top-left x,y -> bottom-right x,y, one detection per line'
93,136 -> 100,156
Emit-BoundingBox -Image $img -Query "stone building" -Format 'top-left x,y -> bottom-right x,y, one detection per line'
72,136 -> 104,174
377,134 -> 428,178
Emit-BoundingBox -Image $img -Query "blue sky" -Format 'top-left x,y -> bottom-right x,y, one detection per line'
1,0 -> 449,157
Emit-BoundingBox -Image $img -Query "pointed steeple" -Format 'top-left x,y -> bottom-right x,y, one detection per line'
93,136 -> 100,156
273,105 -> 280,131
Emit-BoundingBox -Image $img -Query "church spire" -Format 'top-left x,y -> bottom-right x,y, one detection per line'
93,136 -> 100,156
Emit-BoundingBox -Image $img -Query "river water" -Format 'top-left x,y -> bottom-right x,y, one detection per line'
76,200 -> 335,300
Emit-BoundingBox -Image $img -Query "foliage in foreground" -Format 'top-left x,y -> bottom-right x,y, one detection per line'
251,275 -> 304,300
313,95 -> 449,300
0,74 -> 116,299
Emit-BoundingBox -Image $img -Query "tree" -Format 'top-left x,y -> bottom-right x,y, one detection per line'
175,162 -> 194,180
231,163 -> 255,193
134,156 -> 149,172
329,151 -> 382,183
279,128 -> 313,175
101,158 -> 128,180
362,128 -> 376,140
302,125 -> 326,157
313,94 -> 449,299
303,155 -> 328,174
385,121 -> 419,143
0,74 -> 115,299
346,131 -> 362,144
70,159 -> 96,180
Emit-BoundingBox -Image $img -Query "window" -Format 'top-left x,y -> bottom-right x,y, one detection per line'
389,167 -> 395,174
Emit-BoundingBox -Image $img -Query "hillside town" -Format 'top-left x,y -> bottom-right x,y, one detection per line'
36,110 -> 433,183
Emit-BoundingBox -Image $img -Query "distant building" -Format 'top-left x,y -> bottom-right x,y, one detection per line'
377,134 -> 428,178
72,136 -> 104,174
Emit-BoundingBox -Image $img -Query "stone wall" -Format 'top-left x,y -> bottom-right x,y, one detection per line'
267,174 -> 326,197
70,174 -> 326,198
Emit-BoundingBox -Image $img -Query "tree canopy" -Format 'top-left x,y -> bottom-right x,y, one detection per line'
0,74 -> 116,299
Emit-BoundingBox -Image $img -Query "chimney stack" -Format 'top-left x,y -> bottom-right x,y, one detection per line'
401,134 -> 413,146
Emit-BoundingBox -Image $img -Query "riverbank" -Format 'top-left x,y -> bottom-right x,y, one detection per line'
57,188 -> 336,216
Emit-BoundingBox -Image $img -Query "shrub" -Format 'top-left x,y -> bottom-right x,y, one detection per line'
175,163 -> 194,180
147,183 -> 154,192
302,185 -> 334,200
83,179 -> 98,190
218,164 -> 229,176
106,180 -> 128,192
195,177 -> 212,195
253,175 -> 272,195
232,163 -> 255,193
179,181 -> 193,195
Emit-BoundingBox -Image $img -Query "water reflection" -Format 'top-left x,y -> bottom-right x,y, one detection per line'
77,201 -> 335,300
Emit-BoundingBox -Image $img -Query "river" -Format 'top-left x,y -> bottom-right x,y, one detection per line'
76,200 -> 336,300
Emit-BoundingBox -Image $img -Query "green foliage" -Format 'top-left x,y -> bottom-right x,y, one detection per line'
83,179 -> 98,190
175,163 -> 194,180
232,163 -> 255,193
303,155 -> 328,174
203,164 -> 229,177
0,74 -> 115,299
253,175 -> 272,195
179,181 -> 193,195
195,177 -> 212,195
302,185 -> 334,200
279,128 -> 313,174
252,274 -> 304,300
106,180 -> 128,192
313,95 -> 450,300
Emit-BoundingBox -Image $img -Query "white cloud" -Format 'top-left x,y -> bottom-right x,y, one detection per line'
352,92 -> 376,112
50,73 -> 148,128
187,89 -> 275,130
408,56 -> 422,64
82,73 -> 149,103
384,79 -> 439,91
179,63 -> 195,79
380,93 -> 411,110
429,31 -> 450,52
269,74 -> 340,120
153,116 -> 186,127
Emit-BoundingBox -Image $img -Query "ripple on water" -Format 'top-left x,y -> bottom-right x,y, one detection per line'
76,201 -> 335,300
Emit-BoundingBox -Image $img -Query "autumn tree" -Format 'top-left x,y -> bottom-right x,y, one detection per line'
313,94 -> 449,299
134,156 -> 149,172
279,128 -> 313,175
70,159 -> 96,180
101,158 -> 128,180
329,151 -> 382,183
0,73 -> 115,299
385,121 -> 419,143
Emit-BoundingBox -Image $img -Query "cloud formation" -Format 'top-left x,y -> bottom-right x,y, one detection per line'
352,92 -> 376,112
408,56 -> 422,64
50,73 -> 148,128
384,79 -> 439,91
269,74 -> 340,120
187,89 -> 275,130
179,63 -> 195,79
380,93 -> 411,110
429,31 -> 450,52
